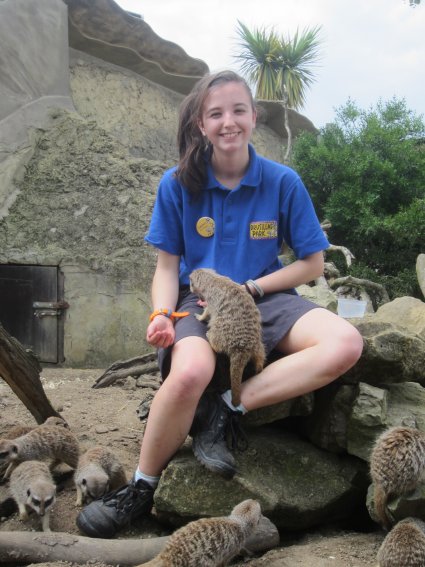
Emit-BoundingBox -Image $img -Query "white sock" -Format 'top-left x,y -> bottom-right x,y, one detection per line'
134,468 -> 160,488
221,390 -> 248,415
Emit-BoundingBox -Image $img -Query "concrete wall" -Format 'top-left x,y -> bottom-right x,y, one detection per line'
0,0 -> 75,220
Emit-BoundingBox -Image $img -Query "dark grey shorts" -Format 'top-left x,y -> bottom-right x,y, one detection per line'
158,287 -> 320,380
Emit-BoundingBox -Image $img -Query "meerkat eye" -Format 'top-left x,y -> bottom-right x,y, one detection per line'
44,497 -> 54,507
27,489 -> 31,497
32,497 -> 40,506
82,478 -> 87,485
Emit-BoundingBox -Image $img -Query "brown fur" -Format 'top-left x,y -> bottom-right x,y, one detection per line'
5,416 -> 69,440
9,460 -> 56,532
0,424 -> 80,480
136,499 -> 261,567
189,269 -> 265,406
74,445 -> 127,506
370,426 -> 425,530
377,517 -> 425,566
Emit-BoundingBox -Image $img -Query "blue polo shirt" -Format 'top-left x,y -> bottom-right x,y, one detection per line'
145,145 -> 329,285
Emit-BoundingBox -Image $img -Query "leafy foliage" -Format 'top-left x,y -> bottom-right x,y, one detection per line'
234,21 -> 322,109
292,98 -> 425,298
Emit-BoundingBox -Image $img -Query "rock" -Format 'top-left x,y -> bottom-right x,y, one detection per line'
347,381 -> 425,461
155,428 -> 368,531
373,296 -> 425,341
298,284 -> 338,312
345,319 -> 425,385
243,393 -> 314,427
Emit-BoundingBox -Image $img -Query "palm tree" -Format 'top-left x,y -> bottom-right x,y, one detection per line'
235,20 -> 322,163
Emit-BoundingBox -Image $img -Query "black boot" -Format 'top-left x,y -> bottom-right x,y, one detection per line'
190,392 -> 245,480
76,477 -> 154,538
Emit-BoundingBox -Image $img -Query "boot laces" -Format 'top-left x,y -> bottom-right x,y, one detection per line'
102,481 -> 148,511
212,407 -> 248,452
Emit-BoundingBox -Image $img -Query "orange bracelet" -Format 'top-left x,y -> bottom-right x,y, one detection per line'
149,309 -> 190,322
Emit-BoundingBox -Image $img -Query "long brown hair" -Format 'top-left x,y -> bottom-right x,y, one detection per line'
176,70 -> 255,196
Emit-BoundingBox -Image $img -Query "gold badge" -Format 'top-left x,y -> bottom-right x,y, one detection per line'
196,217 -> 215,237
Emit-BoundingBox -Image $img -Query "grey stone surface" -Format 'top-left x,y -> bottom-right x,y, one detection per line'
155,428 -> 368,530
373,296 -> 425,341
0,0 -> 74,219
64,0 -> 209,95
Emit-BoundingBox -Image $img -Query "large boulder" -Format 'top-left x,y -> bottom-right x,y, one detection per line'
155,429 -> 368,531
372,296 -> 425,341
344,319 -> 425,386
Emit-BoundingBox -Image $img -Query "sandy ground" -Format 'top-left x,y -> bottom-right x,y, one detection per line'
0,368 -> 384,566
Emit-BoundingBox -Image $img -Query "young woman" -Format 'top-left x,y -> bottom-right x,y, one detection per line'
77,70 -> 363,538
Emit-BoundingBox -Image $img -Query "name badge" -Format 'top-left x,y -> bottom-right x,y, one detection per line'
250,221 -> 278,239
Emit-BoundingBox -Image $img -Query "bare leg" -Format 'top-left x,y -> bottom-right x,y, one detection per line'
138,336 -> 215,476
240,308 -> 363,411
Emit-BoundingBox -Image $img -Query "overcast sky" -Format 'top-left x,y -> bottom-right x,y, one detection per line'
115,0 -> 424,128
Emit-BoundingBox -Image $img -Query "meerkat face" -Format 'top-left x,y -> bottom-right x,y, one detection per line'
26,485 -> 56,516
0,441 -> 18,464
189,268 -> 215,296
81,476 -> 109,501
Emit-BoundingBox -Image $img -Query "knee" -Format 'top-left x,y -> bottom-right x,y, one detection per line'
328,325 -> 364,377
166,363 -> 213,403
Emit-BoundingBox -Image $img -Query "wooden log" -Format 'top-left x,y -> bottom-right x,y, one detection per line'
0,516 -> 279,565
0,323 -> 61,424
93,352 -> 159,389
0,531 -> 167,565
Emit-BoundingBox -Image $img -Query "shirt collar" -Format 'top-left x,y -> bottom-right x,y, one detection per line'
205,144 -> 262,190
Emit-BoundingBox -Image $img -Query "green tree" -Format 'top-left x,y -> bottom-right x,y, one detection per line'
292,98 -> 425,298
234,21 -> 322,163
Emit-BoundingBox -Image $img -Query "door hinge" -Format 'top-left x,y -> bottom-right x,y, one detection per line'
33,300 -> 69,318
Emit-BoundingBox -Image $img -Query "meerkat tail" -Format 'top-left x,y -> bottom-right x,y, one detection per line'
229,352 -> 250,407
374,483 -> 392,530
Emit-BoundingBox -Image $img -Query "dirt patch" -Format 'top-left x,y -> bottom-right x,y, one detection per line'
0,368 -> 384,566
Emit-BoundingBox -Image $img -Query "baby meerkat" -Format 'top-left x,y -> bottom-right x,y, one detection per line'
377,517 -> 425,566
189,268 -> 265,406
74,445 -> 127,506
0,424 -> 80,480
9,460 -> 56,532
136,499 -> 262,567
370,426 -> 425,530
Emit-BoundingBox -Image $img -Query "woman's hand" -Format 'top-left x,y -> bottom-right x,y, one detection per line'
146,315 -> 175,348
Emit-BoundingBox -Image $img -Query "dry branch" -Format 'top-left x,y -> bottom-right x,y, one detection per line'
330,275 -> 390,306
93,352 -> 159,389
0,323 -> 62,424
0,516 -> 279,565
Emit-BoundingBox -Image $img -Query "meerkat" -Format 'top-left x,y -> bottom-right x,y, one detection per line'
74,445 -> 127,506
370,426 -> 425,530
135,499 -> 261,567
377,517 -> 425,566
4,415 -> 69,440
9,460 -> 56,532
0,424 -> 80,480
189,269 -> 265,406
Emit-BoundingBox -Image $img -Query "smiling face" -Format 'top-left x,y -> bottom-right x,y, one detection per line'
198,81 -> 257,158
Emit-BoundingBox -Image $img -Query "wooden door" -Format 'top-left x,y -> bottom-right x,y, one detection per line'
0,265 -> 65,364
